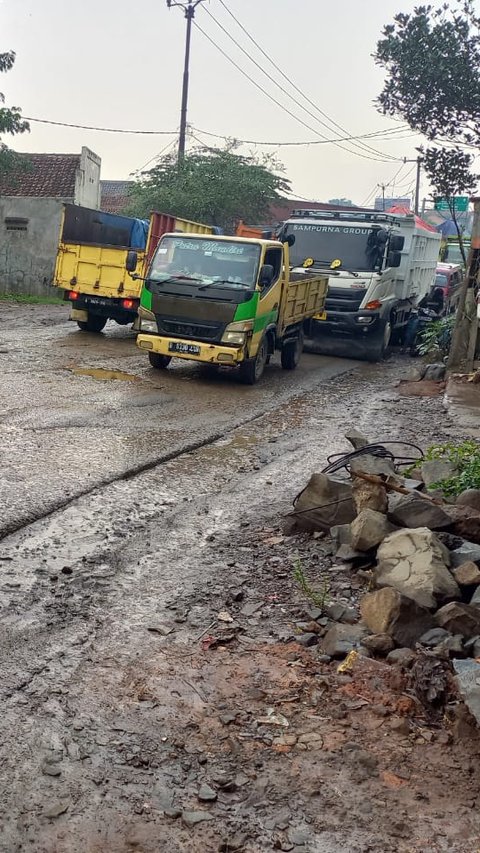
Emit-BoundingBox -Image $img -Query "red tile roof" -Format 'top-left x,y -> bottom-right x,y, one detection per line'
0,153 -> 80,197
100,180 -> 134,214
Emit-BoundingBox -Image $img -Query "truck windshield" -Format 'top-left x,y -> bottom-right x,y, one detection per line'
149,236 -> 260,289
286,223 -> 381,272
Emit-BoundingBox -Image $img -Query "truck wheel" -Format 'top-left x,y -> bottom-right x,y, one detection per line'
363,320 -> 391,362
148,352 -> 172,370
281,331 -> 304,370
239,337 -> 268,384
77,314 -> 107,333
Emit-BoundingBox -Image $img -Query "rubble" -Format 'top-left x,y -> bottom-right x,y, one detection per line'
435,603 -> 480,639
376,528 -> 459,609
322,623 -> 368,659
421,459 -> 458,488
345,428 -> 369,450
352,477 -> 388,514
456,489 -> 480,512
449,540 -> 480,567
293,473 -> 355,532
350,509 -> 394,552
387,492 -> 451,530
386,648 -> 416,668
452,561 -> 480,587
361,633 -> 395,654
360,587 -> 435,647
453,659 -> 480,725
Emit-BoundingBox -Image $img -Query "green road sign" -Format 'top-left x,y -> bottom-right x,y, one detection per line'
434,196 -> 469,212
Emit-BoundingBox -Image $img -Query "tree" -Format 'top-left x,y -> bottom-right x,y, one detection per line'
129,144 -> 290,233
374,2 -> 480,369
328,198 -> 353,207
0,51 -> 29,175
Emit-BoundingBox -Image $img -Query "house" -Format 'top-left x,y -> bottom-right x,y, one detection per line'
0,147 -> 101,296
100,180 -> 134,215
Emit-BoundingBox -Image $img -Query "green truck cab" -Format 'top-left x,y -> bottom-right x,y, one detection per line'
131,233 -> 328,384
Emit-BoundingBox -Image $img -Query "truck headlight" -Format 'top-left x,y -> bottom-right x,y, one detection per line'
222,331 -> 247,345
221,320 -> 253,346
140,319 -> 158,333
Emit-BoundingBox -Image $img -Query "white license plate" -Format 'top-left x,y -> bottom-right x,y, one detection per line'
168,342 -> 201,355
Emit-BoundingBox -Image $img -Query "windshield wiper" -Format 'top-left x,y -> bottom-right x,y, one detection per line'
151,274 -> 203,284
198,279 -> 251,291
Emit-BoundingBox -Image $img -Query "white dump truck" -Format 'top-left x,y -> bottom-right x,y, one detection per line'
279,208 -> 441,360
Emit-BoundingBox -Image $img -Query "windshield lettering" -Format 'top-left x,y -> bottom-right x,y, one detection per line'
149,237 -> 260,289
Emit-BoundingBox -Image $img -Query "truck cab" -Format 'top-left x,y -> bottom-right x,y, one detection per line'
134,233 -> 328,383
280,209 -> 440,360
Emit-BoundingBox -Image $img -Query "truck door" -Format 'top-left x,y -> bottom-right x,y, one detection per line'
250,247 -> 283,355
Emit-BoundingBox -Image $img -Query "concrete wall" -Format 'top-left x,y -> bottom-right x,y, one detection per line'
74,147 -> 101,209
0,197 -> 70,297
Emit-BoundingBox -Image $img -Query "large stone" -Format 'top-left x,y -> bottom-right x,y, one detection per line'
423,363 -> 446,381
443,505 -> 480,545
418,628 -> 451,648
361,633 -> 395,654
450,540 -> 480,568
350,453 -> 398,479
352,477 -> 388,514
322,623 -> 368,659
360,587 -> 435,648
453,659 -> 480,725
387,648 -> 416,668
294,473 -> 355,532
421,459 -> 458,488
453,561 -> 480,587
435,602 -> 480,639
350,509 -> 394,552
376,528 -> 459,609
345,428 -> 369,450
388,492 -> 451,530
330,523 -> 352,549
456,489 -> 480,513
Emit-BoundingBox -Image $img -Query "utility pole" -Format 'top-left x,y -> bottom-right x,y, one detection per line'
403,153 -> 423,215
378,183 -> 386,211
166,0 -> 206,160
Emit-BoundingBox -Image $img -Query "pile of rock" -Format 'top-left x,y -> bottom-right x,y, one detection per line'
295,433 -> 480,667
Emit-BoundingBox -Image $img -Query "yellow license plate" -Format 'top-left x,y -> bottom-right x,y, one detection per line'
314,311 -> 327,320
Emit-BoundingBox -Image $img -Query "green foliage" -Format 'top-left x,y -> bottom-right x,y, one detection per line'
128,144 -> 290,233
293,556 -> 330,612
0,292 -> 63,305
417,315 -> 455,358
374,2 -> 480,144
424,440 -> 480,496
0,49 -> 29,174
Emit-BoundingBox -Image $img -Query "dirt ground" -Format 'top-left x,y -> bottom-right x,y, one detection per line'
0,303 -> 479,853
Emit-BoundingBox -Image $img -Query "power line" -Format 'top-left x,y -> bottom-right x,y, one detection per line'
134,136 -> 178,173
23,113 -> 413,148
214,0 -> 403,162
202,4 -> 399,162
23,116 -> 176,135
193,124 -> 413,147
193,20 -> 399,163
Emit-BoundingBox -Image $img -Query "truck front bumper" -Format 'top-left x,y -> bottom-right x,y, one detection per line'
136,334 -> 245,366
310,310 -> 382,336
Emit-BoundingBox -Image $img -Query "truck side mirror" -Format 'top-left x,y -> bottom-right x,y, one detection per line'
390,235 -> 405,252
126,250 -> 138,273
284,234 -> 296,247
259,264 -> 274,287
387,251 -> 402,268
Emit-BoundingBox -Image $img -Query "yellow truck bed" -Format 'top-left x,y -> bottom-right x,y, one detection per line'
54,243 -> 143,300
278,273 -> 328,334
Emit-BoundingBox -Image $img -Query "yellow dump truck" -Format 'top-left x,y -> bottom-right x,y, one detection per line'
133,233 -> 328,383
53,205 -> 216,331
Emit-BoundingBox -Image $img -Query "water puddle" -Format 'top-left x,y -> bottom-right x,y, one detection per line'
68,367 -> 141,383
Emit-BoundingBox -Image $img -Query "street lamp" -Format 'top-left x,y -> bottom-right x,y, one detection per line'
166,0 -> 206,161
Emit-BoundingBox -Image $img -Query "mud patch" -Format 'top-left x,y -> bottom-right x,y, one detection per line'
397,379 -> 446,397
68,367 -> 141,382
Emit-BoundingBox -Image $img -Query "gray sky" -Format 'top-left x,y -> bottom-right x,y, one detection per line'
3,0 -> 428,205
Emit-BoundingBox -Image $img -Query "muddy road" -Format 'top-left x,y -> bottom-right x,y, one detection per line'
0,304 -> 479,853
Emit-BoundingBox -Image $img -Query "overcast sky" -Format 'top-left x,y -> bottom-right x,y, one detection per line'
2,0 -> 430,205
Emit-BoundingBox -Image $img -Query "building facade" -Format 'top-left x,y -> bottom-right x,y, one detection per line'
0,147 -> 101,296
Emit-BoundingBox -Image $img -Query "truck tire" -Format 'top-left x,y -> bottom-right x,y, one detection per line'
77,314 -> 107,333
363,320 -> 391,362
148,352 -> 172,370
281,331 -> 304,370
239,337 -> 268,384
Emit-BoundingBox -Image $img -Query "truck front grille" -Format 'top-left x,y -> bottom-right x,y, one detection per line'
156,317 -> 225,342
325,287 -> 367,313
